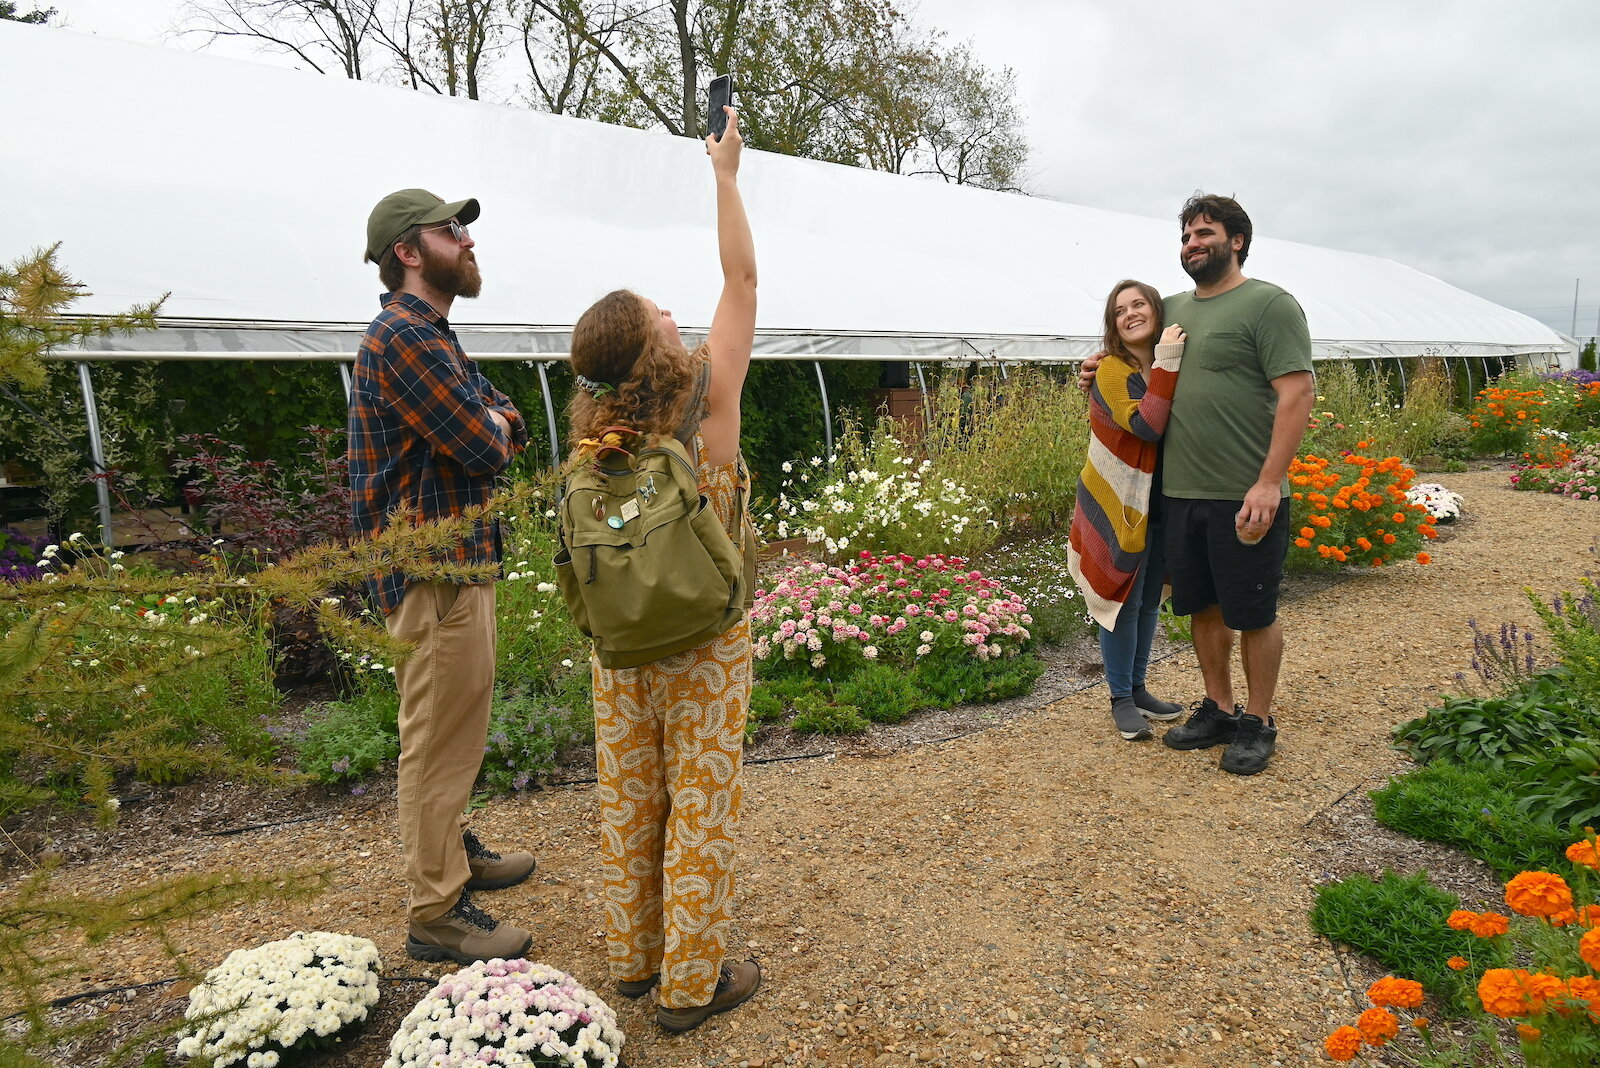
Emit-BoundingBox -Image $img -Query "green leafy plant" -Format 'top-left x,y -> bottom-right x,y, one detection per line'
1394,669 -> 1596,769
1530,579 -> 1600,716
295,683 -> 401,784
479,678 -> 594,793
1371,762 -> 1576,880
788,691 -> 868,735
911,649 -> 1043,706
1309,870 -> 1495,1014
833,663 -> 927,724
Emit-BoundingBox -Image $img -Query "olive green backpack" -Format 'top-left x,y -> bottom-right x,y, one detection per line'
553,424 -> 752,668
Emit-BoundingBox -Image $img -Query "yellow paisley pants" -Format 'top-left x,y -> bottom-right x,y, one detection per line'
591,617 -> 751,1008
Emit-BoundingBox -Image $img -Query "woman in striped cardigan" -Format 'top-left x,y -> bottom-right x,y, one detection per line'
1067,280 -> 1187,740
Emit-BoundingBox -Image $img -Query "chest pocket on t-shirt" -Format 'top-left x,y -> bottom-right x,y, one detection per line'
1193,325 -> 1257,372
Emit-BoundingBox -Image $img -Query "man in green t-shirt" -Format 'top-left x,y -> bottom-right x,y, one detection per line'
1158,194 -> 1315,775
1080,194 -> 1315,776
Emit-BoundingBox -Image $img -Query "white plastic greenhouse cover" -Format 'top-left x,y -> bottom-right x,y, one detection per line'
2,21 -> 1569,364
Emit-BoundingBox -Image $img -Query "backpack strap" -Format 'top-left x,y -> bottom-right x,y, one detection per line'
673,357 -> 712,455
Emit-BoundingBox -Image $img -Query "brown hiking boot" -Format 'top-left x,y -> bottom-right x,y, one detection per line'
656,960 -> 762,1032
617,973 -> 660,998
463,829 -> 537,891
406,891 -> 533,964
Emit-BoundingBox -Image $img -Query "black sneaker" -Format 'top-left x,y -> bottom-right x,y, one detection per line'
1220,714 -> 1277,775
1161,698 -> 1240,750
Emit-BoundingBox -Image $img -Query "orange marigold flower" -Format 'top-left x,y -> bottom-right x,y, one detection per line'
1505,871 -> 1574,918
1468,912 -> 1509,938
1421,526 -> 1438,539
1568,975 -> 1600,1020
1551,908 -> 1579,927
1357,1006 -> 1399,1045
1517,1024 -> 1541,1043
1392,512 -> 1406,523
1356,537 -> 1372,551
1382,533 -> 1396,545
1447,956 -> 1469,971
1478,968 -> 1529,1017
1567,840 -> 1600,869
1521,972 -> 1564,1013
1366,976 -> 1425,1010
1324,1025 -> 1364,1061
1300,526 -> 1315,539
1446,910 -> 1478,931
1416,552 -> 1432,565
1294,537 -> 1311,549
1581,927 -> 1600,971
1578,904 -> 1600,928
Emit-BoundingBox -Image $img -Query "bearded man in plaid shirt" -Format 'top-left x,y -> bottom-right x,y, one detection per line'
351,189 -> 537,964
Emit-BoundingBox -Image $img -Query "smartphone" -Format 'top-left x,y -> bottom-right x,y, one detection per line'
706,74 -> 733,141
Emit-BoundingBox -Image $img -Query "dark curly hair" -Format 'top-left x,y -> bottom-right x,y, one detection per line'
567,289 -> 703,450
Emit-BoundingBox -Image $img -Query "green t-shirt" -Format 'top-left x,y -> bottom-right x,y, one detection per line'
1161,278 -> 1313,500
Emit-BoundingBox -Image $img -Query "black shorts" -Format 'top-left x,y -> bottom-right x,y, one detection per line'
1162,496 -> 1290,631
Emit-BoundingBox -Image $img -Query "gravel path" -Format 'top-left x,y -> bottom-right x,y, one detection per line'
13,468 -> 1595,1068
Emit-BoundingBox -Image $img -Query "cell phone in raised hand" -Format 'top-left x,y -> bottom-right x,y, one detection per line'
706,74 -> 733,141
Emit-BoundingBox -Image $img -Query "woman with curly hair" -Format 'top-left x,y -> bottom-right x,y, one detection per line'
564,105 -> 760,1033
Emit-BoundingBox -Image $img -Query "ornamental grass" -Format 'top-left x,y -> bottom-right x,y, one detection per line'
1287,448 -> 1437,570
1322,834 -> 1600,1065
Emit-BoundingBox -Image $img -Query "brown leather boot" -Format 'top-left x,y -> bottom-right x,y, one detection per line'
406,891 -> 533,964
617,973 -> 660,999
463,829 -> 537,891
656,960 -> 762,1032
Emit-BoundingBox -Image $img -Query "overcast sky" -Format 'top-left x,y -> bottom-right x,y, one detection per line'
44,0 -> 1600,339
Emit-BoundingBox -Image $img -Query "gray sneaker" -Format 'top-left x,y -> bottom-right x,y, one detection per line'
1132,685 -> 1183,721
1111,697 -> 1153,741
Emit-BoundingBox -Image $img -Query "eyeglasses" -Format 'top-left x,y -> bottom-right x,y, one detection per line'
420,219 -> 471,243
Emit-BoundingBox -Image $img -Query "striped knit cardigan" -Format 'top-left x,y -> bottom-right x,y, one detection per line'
1066,343 -> 1183,630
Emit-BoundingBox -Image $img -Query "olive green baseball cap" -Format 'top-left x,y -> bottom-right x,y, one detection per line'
363,188 -> 481,263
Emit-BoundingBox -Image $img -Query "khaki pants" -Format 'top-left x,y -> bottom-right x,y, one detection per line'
592,618 -> 751,1009
387,580 -> 496,924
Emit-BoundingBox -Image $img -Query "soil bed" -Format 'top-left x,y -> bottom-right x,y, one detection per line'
6,467 -> 1589,1068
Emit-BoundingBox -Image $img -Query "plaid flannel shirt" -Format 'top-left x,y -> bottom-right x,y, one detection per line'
348,292 -> 527,615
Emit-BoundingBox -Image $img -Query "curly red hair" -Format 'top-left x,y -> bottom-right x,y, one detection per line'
567,290 -> 704,449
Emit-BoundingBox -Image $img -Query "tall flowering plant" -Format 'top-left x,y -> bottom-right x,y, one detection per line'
1288,448 -> 1437,569
1470,384 -> 1552,456
176,931 -> 382,1068
751,551 -> 1031,672
1322,835 -> 1600,1065
383,959 -> 624,1068
766,428 -> 997,560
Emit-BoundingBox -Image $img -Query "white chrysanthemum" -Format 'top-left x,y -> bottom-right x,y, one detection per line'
177,932 -> 380,1068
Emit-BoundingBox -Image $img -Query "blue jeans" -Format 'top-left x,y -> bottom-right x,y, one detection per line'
1098,519 -> 1165,698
